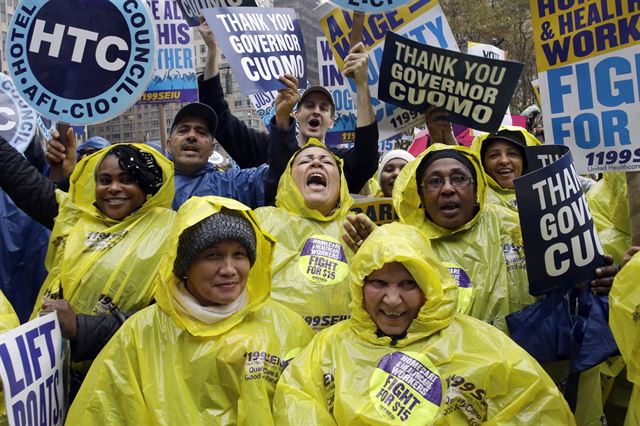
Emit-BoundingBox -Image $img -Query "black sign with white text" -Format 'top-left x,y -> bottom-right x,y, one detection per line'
514,146 -> 607,295
378,31 -> 523,133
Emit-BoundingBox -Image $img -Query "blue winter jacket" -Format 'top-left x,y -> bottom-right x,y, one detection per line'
172,163 -> 270,210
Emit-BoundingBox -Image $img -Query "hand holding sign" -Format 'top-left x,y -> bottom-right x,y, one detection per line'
46,128 -> 77,183
423,105 -> 456,145
199,16 -> 221,80
514,146 -> 607,296
274,74 -> 300,130
589,254 -> 617,295
378,31 -> 523,133
342,212 -> 376,253
40,299 -> 77,340
342,42 -> 369,88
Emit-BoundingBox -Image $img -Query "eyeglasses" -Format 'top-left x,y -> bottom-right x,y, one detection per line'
422,175 -> 474,190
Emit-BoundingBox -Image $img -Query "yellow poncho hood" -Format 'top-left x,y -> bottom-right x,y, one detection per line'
275,138 -> 353,222
66,143 -> 174,219
349,223 -> 458,347
0,290 -> 19,332
393,143 -> 486,239
155,196 -> 276,337
33,143 -> 175,318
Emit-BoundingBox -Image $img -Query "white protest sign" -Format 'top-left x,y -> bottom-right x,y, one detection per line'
0,313 -> 65,426
530,1 -> 640,174
203,7 -> 308,95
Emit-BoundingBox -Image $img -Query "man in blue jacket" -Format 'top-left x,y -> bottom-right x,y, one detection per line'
168,102 -> 292,209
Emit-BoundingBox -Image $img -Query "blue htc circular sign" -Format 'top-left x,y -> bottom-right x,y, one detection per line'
6,0 -> 156,125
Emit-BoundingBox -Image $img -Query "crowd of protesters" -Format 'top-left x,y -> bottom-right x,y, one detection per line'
0,17 -> 638,426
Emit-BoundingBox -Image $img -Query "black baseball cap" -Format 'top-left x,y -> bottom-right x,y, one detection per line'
297,86 -> 335,114
170,103 -> 219,135
481,129 -> 527,157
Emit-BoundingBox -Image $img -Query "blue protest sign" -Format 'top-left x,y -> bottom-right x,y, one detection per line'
0,74 -> 37,154
329,0 -> 413,14
6,0 -> 156,125
175,0 -> 257,27
514,146 -> 607,296
378,31 -> 523,133
0,313 -> 66,425
140,0 -> 198,104
202,7 -> 307,96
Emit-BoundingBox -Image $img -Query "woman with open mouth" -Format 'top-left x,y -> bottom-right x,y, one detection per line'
273,223 -> 574,424
255,139 -> 355,332
67,196 -> 313,424
345,144 -> 531,333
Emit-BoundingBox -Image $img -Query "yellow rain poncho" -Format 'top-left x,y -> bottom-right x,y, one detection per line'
255,140 -> 355,332
0,291 -> 19,425
393,144 -> 531,332
361,174 -> 383,197
586,173 -> 630,264
610,251 -> 640,426
67,196 -> 314,425
30,143 -> 175,319
470,125 -> 540,212
273,223 -> 574,425
0,291 -> 18,331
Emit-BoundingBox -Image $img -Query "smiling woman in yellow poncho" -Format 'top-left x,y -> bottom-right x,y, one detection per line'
32,144 -> 175,317
273,223 -> 574,425
66,196 -> 313,425
391,144 -> 531,332
470,126 -> 540,212
255,139 -> 355,332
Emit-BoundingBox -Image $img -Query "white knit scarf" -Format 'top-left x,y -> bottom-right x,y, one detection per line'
169,281 -> 248,324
